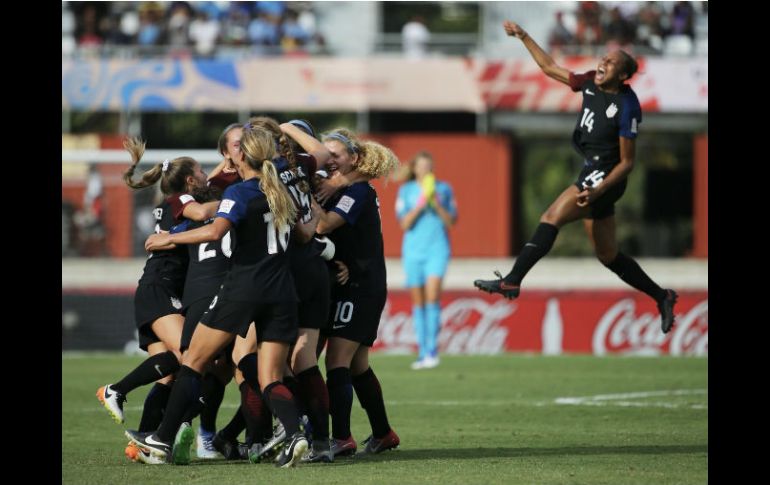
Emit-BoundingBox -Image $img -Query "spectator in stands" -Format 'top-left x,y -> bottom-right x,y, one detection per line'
636,2 -> 664,52
281,9 -> 311,53
669,1 -> 695,38
575,1 -> 603,47
395,152 -> 457,370
189,9 -> 221,57
475,21 -> 679,336
604,6 -> 636,49
548,11 -> 575,53
165,2 -> 192,50
248,11 -> 281,50
402,15 -> 430,60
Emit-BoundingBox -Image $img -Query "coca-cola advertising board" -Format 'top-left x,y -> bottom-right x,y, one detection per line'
375,290 -> 708,356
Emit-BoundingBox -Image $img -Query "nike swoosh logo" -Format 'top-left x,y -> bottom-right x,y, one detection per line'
500,282 -> 519,290
585,89 -> 594,95
145,435 -> 168,447
332,325 -> 346,329
104,386 -> 113,399
154,364 -> 164,377
525,243 -> 537,248
199,397 -> 206,405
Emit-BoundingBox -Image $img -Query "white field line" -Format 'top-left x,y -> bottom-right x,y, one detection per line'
554,389 -> 707,410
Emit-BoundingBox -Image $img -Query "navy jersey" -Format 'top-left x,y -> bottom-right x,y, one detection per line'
138,193 -> 194,288
569,71 -> 642,167
275,154 -> 330,299
171,218 -> 234,305
215,179 -> 297,302
324,182 -> 386,294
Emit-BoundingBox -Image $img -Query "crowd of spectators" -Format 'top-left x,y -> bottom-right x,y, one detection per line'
547,1 -> 707,56
62,1 -> 326,58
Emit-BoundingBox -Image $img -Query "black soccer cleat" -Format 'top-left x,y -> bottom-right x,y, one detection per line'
473,271 -> 520,300
212,431 -> 243,460
658,289 -> 678,334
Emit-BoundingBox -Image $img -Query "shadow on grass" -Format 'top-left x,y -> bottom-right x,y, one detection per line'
354,444 -> 708,462
175,444 -> 707,467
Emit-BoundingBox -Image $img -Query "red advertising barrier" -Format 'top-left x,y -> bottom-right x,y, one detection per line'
374,290 -> 708,356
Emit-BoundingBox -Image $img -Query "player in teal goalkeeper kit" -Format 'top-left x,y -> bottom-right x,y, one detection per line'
395,152 -> 457,370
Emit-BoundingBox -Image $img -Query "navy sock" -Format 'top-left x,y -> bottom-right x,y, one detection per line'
352,367 -> 391,439
326,367 -> 353,440
112,351 -> 179,395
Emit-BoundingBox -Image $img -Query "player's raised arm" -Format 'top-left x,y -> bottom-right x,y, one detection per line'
503,20 -> 571,85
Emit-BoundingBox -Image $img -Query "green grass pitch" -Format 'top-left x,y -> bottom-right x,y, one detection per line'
63,353 -> 707,484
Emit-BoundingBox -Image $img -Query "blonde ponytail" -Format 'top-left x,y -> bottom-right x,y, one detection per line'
260,159 -> 297,229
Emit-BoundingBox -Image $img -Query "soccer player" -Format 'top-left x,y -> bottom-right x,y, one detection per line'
395,151 -> 457,369
315,128 -> 401,457
135,125 -> 309,468
474,21 -> 678,334
96,138 -> 218,435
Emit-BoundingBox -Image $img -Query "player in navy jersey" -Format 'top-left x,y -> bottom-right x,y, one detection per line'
313,128 -> 402,457
164,185 -> 238,460
134,126 -> 309,468
474,21 -> 678,334
208,123 -> 243,191
250,116 -> 341,463
96,138 -> 220,457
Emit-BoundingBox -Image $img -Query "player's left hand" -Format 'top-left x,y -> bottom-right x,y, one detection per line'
145,233 -> 175,252
334,260 -> 350,285
315,172 -> 346,205
576,186 -> 600,207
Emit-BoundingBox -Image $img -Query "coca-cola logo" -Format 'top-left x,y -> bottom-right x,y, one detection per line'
592,299 -> 708,356
376,297 -> 515,354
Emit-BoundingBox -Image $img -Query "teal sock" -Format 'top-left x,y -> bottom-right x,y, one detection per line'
425,302 -> 441,358
412,305 -> 426,359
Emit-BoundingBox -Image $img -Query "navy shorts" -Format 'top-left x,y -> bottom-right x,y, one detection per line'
574,163 -> 628,220
134,283 -> 184,351
322,289 -> 387,347
200,295 -> 298,345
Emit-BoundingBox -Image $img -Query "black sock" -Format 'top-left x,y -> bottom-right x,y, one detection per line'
219,406 -> 246,442
604,252 -> 667,302
263,381 -> 300,437
326,367 -> 353,440
237,353 -> 258,384
138,382 -> 172,432
283,374 -> 300,401
352,367 -> 391,439
112,351 -> 179,395
156,366 -> 201,443
296,365 -> 330,440
504,223 -> 559,285
199,373 -> 226,433
239,381 -> 271,445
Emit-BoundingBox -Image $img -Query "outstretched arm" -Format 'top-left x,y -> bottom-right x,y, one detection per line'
503,20 -> 571,85
145,217 -> 232,251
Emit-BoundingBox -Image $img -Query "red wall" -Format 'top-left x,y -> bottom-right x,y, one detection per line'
692,134 -> 708,258
367,133 -> 512,257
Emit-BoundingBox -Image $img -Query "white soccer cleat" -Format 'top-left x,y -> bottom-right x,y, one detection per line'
96,384 -> 126,424
196,428 -> 222,459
